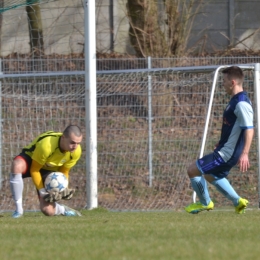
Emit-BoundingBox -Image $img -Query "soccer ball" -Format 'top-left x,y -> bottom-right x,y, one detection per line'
44,172 -> 68,193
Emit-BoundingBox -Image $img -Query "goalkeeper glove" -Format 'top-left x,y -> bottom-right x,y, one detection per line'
39,188 -> 62,203
46,191 -> 63,203
60,188 -> 75,200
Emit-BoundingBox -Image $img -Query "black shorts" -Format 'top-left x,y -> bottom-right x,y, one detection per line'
14,152 -> 53,183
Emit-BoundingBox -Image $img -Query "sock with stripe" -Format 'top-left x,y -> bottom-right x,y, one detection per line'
190,176 -> 211,206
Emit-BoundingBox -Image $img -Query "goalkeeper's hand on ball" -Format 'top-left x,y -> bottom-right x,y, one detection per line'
46,191 -> 63,202
39,188 -> 62,202
60,187 -> 75,200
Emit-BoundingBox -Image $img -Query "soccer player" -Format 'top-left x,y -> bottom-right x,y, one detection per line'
185,66 -> 254,214
10,125 -> 83,218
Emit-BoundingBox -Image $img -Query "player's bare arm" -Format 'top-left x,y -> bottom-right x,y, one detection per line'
238,128 -> 254,172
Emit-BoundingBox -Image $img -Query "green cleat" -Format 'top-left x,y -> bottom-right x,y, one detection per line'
185,201 -> 214,214
235,198 -> 248,214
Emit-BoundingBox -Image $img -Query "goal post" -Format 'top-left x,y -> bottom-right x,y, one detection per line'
254,63 -> 260,208
84,0 -> 98,210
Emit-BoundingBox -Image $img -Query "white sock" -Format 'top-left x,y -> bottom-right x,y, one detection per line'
55,203 -> 65,215
10,173 -> 24,214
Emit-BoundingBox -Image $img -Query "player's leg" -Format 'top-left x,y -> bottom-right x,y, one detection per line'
185,152 -> 231,213
210,177 -> 248,214
39,196 -> 56,216
37,170 -> 56,216
211,177 -> 239,205
185,162 -> 214,214
201,153 -> 248,214
187,162 -> 212,207
55,203 -> 82,216
10,156 -> 27,218
39,196 -> 81,216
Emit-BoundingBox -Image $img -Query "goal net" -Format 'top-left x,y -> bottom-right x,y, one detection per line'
0,73 -> 86,211
95,66 -> 259,211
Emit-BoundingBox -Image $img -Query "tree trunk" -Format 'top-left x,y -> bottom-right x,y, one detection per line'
0,1 -> 3,55
164,0 -> 181,55
127,0 -> 168,57
26,1 -> 44,57
127,0 -> 203,57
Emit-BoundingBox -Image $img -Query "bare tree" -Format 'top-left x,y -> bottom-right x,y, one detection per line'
127,0 -> 168,57
26,0 -> 44,57
126,0 -> 203,57
0,1 -> 3,55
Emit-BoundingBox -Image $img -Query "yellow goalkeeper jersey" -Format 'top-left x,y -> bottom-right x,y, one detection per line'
22,131 -> 82,171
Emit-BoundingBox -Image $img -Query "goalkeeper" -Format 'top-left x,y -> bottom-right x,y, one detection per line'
185,66 -> 254,214
10,125 -> 83,218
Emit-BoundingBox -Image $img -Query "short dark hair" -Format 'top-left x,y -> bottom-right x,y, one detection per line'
63,125 -> 82,137
222,66 -> 244,84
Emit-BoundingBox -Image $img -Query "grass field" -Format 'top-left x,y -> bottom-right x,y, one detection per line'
1,207 -> 260,260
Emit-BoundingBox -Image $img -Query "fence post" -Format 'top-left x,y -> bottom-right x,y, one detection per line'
147,57 -> 153,187
229,0 -> 235,46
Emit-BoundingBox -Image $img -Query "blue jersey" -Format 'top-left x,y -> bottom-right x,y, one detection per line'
216,91 -> 254,164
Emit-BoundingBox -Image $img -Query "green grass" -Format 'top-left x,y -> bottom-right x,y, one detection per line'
1,208 -> 260,260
